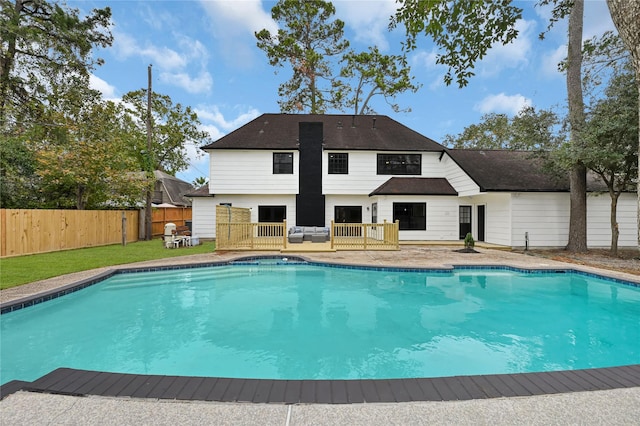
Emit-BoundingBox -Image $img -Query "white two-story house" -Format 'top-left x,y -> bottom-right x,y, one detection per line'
189,113 -> 637,248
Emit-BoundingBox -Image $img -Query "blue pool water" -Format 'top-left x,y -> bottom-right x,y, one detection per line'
1,263 -> 639,385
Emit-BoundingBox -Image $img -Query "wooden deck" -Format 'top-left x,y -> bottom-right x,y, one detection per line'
281,241 -> 336,253
2,365 -> 639,403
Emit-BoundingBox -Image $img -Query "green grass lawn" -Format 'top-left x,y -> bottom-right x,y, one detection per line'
0,239 -> 215,290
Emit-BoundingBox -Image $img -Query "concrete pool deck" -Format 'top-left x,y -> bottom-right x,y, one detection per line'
1,245 -> 639,424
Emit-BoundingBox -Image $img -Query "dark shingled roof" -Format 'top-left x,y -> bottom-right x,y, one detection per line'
201,113 -> 444,152
446,150 -> 569,192
446,149 -> 609,192
370,177 -> 458,196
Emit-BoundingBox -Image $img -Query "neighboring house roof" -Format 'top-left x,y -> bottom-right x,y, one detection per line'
370,177 -> 458,196
201,113 -> 444,152
185,185 -> 212,198
153,170 -> 194,206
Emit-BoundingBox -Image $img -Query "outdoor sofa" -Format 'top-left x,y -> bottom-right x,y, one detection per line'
288,226 -> 330,243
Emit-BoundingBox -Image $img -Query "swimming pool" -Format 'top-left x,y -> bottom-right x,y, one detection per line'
1,259 -> 639,386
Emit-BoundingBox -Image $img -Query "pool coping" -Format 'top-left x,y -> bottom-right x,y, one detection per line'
2,254 -> 639,402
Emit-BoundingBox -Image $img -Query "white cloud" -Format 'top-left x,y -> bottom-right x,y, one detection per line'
541,44 -> 566,78
113,30 -> 186,70
334,0 -> 397,51
89,74 -> 117,99
201,0 -> 277,35
199,0 -> 276,68
112,29 -> 212,94
160,71 -> 213,94
474,93 -> 532,115
195,106 -> 260,132
479,19 -> 536,77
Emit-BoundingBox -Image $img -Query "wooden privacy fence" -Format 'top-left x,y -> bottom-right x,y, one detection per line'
331,220 -> 400,250
215,205 -> 286,250
1,209 -> 139,257
152,207 -> 192,237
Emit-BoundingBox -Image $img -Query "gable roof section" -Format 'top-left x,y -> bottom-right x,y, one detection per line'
202,113 -> 444,152
153,170 -> 195,206
185,185 -> 212,197
370,177 -> 458,196
445,150 -> 569,192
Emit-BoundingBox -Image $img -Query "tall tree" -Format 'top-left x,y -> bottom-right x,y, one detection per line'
255,0 -> 349,113
606,0 -> 640,249
392,0 -> 589,252
0,0 -> 112,127
564,0 -> 587,252
443,106 -> 564,151
580,64 -> 638,256
121,90 -> 211,174
34,82 -> 146,209
340,47 -> 420,115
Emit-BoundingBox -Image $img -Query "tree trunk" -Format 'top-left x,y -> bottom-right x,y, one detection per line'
77,184 -> 86,210
610,191 -> 620,257
606,0 -> 640,252
565,0 -> 588,253
0,0 -> 23,127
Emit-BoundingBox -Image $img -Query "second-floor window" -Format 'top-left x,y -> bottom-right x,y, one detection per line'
377,154 -> 421,175
328,153 -> 348,174
273,152 -> 293,174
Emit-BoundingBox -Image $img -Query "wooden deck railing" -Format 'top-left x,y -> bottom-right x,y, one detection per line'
330,220 -> 399,250
215,221 -> 287,250
215,218 -> 399,251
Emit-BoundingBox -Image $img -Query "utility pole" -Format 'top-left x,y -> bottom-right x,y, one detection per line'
145,64 -> 153,241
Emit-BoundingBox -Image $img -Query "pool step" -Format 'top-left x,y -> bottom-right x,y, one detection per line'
100,268 -> 258,290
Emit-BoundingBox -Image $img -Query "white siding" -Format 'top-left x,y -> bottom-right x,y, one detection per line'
587,192 -> 638,248
373,195 -> 459,241
191,197 -> 216,238
323,151 -> 447,195
208,150 -> 298,194
325,195 -> 374,223
441,154 -> 481,196
511,193 -> 569,248
200,194 -> 297,238
463,194 -> 512,246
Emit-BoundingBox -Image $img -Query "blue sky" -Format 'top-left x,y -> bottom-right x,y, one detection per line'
80,0 -> 616,184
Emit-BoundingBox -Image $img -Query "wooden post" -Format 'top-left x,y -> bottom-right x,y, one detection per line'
363,223 -> 367,249
121,211 -> 127,246
283,219 -> 287,248
330,220 -> 334,249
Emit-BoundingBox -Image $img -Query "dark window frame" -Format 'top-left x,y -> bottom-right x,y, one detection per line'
273,152 -> 293,174
334,205 -> 362,223
258,205 -> 287,222
393,202 -> 426,230
377,154 -> 421,175
328,153 -> 348,174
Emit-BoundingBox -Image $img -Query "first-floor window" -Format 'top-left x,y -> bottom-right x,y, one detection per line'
393,203 -> 426,230
258,206 -> 286,236
335,206 -> 362,223
258,206 -> 286,222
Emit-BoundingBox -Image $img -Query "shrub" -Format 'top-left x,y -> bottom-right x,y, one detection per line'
464,232 -> 475,249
